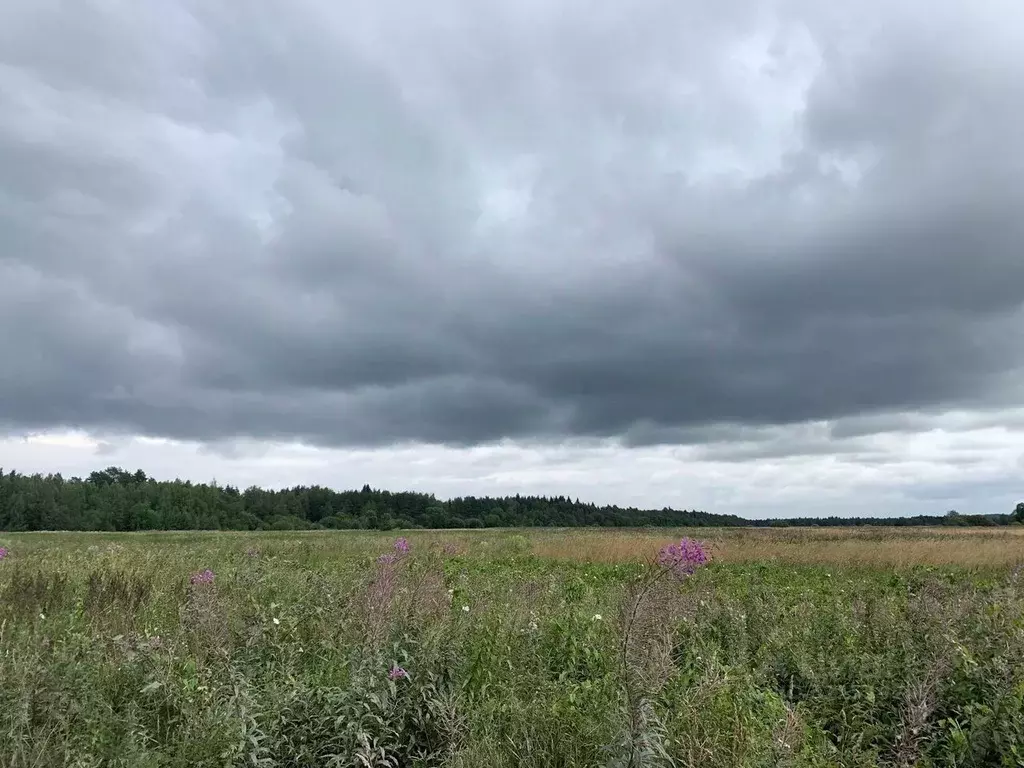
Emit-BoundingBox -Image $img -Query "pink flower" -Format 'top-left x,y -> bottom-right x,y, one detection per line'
656,538 -> 709,578
388,665 -> 409,680
189,568 -> 215,585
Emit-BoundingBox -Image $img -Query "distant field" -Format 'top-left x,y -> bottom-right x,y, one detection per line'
529,525 -> 1024,568
1,528 -> 1022,766
8,524 -> 1024,567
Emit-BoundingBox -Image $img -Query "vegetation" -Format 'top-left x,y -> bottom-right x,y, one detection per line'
0,466 -> 1019,531
0,527 -> 1022,767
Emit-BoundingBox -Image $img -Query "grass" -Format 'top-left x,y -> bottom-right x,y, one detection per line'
530,525 -> 1024,568
0,527 -> 1022,767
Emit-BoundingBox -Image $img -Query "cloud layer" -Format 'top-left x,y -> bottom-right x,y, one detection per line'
4,418 -> 1023,518
2,0 -> 1024,453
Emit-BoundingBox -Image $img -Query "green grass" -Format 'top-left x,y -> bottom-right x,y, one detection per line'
0,529 -> 1022,767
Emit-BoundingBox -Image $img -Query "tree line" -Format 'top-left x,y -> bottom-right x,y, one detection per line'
0,467 -> 1020,531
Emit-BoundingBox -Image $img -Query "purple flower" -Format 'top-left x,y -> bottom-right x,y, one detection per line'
377,553 -> 397,565
393,537 -> 410,553
0,546 -> 7,561
388,665 -> 409,680
245,547 -> 261,558
657,538 -> 709,578
189,568 -> 215,585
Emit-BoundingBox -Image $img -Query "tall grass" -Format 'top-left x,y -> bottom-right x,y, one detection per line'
0,528 -> 1021,766
531,525 -> 1024,568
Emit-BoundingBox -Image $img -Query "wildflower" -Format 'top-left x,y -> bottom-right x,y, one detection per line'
0,546 -> 7,561
272,617 -> 280,626
592,614 -> 603,621
39,613 -> 45,620
366,541 -> 407,646
656,537 -> 709,578
189,569 -> 215,585
461,605 -> 470,612
388,665 -> 409,680
245,546 -> 260,558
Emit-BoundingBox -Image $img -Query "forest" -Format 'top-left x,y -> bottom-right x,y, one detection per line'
0,466 -> 1019,531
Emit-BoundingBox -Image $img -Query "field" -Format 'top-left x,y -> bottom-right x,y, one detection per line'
1,527 -> 1022,767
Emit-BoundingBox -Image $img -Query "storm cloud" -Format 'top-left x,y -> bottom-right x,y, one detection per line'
2,0 -> 1024,450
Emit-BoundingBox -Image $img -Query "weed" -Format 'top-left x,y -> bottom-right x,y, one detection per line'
0,528 -> 1020,766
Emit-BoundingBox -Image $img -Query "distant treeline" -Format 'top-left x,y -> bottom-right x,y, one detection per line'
0,467 -> 1021,531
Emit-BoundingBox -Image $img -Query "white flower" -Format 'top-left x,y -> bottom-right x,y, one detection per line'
39,613 -> 45,620
272,617 -> 280,625
528,621 -> 539,631
461,605 -> 470,612
592,614 -> 602,621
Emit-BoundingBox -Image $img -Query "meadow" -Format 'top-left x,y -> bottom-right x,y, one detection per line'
0,527 -> 1022,767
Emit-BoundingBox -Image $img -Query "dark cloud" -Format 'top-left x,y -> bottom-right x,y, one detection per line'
902,476 -> 1024,506
2,0 -> 1024,448
93,441 -> 119,457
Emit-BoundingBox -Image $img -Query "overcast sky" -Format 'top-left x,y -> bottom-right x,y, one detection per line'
2,0 -> 1023,517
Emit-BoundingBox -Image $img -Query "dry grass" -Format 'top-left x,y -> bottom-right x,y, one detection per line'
11,525 -> 1021,570
2,529 -> 1022,766
529,526 -> 1024,568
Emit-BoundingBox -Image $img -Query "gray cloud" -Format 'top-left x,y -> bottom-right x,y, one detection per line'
2,0 -> 1024,449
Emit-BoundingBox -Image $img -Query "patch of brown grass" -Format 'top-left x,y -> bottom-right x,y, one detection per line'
529,526 -> 1024,568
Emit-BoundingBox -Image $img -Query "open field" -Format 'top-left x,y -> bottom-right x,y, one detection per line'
529,525 -> 1024,569
1,527 -> 1022,767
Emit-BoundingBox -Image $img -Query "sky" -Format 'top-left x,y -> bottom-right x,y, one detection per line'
1,0 -> 1022,518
